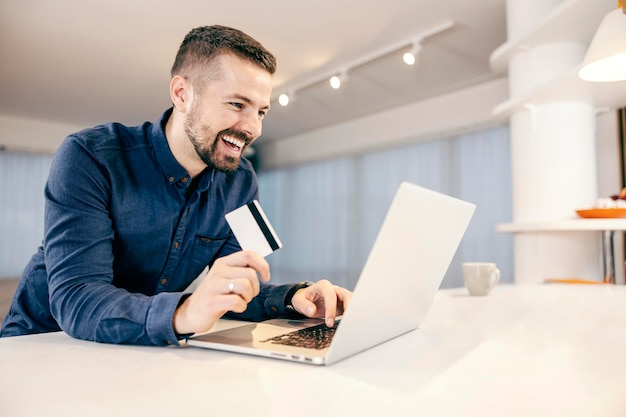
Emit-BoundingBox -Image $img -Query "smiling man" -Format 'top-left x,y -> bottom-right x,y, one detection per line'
1,25 -> 351,345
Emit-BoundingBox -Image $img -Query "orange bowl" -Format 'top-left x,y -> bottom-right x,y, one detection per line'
575,208 -> 626,219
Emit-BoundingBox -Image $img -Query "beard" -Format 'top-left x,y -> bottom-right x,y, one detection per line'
184,106 -> 251,174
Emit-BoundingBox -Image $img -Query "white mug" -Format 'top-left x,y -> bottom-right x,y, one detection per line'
462,262 -> 500,296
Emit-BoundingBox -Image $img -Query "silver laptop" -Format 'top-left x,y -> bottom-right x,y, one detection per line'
187,182 -> 476,365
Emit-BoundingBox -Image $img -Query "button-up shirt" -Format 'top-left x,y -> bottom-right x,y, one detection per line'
0,108 -> 293,345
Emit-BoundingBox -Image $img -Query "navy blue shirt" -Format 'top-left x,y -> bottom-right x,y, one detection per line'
1,108 -> 293,345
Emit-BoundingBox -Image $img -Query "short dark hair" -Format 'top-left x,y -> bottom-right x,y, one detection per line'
171,25 -> 276,87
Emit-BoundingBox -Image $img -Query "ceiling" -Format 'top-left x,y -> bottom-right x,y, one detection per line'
0,0 -> 508,144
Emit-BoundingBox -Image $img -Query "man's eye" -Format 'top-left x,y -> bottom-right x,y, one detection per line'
230,102 -> 243,109
258,111 -> 266,120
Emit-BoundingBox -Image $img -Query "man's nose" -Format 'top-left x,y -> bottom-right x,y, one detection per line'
239,110 -> 262,139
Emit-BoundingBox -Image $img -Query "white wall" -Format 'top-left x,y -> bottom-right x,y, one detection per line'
0,114 -> 86,154
257,78 -> 510,169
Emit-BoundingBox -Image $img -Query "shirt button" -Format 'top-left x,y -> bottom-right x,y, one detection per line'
173,242 -> 179,249
271,306 -> 278,313
182,176 -> 189,183
161,278 -> 167,285
168,176 -> 175,183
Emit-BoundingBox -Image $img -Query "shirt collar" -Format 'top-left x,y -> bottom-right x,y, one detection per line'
151,108 -> 215,192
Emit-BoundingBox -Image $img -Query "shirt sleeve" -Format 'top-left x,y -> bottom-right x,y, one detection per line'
44,137 -> 182,346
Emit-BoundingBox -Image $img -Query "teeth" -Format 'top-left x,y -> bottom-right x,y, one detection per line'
223,136 -> 244,148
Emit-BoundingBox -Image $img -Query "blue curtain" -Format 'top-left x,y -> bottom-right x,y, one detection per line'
258,125 -> 513,290
0,151 -> 52,277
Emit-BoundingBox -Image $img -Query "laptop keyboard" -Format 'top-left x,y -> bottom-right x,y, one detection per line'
261,321 -> 340,350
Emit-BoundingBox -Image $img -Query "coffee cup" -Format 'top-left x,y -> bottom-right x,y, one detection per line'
462,262 -> 500,296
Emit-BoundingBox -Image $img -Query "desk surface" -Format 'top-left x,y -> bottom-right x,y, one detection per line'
2,284 -> 626,417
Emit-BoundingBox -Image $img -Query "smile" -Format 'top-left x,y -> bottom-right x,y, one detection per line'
222,135 -> 245,150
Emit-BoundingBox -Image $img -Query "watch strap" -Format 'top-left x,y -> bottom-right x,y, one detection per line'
284,281 -> 314,316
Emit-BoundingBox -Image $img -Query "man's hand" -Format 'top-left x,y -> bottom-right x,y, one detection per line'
173,251 -> 269,335
290,280 -> 352,327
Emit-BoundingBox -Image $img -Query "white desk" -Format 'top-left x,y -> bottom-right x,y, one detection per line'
2,284 -> 626,417
498,218 -> 626,284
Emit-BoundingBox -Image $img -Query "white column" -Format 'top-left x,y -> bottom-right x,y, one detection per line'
506,0 -> 601,283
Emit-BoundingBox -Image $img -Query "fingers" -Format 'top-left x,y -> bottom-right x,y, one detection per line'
316,280 -> 339,327
294,280 -> 354,328
174,251 -> 270,335
221,275 -> 256,305
210,250 -> 269,294
334,285 -> 352,313
215,266 -> 261,300
221,250 -> 270,283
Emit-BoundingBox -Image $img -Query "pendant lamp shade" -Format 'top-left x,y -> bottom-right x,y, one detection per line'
578,8 -> 626,82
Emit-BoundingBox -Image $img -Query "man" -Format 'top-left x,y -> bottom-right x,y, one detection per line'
1,25 -> 351,345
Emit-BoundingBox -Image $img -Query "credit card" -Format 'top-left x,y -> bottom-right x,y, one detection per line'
225,200 -> 282,257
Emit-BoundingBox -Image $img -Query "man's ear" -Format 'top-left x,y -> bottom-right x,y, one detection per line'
170,75 -> 191,112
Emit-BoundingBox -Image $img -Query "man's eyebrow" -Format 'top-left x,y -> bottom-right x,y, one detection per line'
229,94 -> 270,111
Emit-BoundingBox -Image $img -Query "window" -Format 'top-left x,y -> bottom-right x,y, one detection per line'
258,125 -> 513,289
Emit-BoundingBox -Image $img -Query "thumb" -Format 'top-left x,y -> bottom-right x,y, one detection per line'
298,298 -> 317,317
292,290 -> 317,317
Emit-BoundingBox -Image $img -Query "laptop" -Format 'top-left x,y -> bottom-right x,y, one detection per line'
186,182 -> 476,365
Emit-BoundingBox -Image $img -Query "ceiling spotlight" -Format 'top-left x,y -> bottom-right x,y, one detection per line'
402,42 -> 423,66
269,21 -> 455,107
329,70 -> 349,89
278,93 -> 290,106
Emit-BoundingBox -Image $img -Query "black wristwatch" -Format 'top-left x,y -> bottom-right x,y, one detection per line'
284,281 -> 314,316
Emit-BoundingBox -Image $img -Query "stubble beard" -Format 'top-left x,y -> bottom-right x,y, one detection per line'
184,109 -> 247,174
